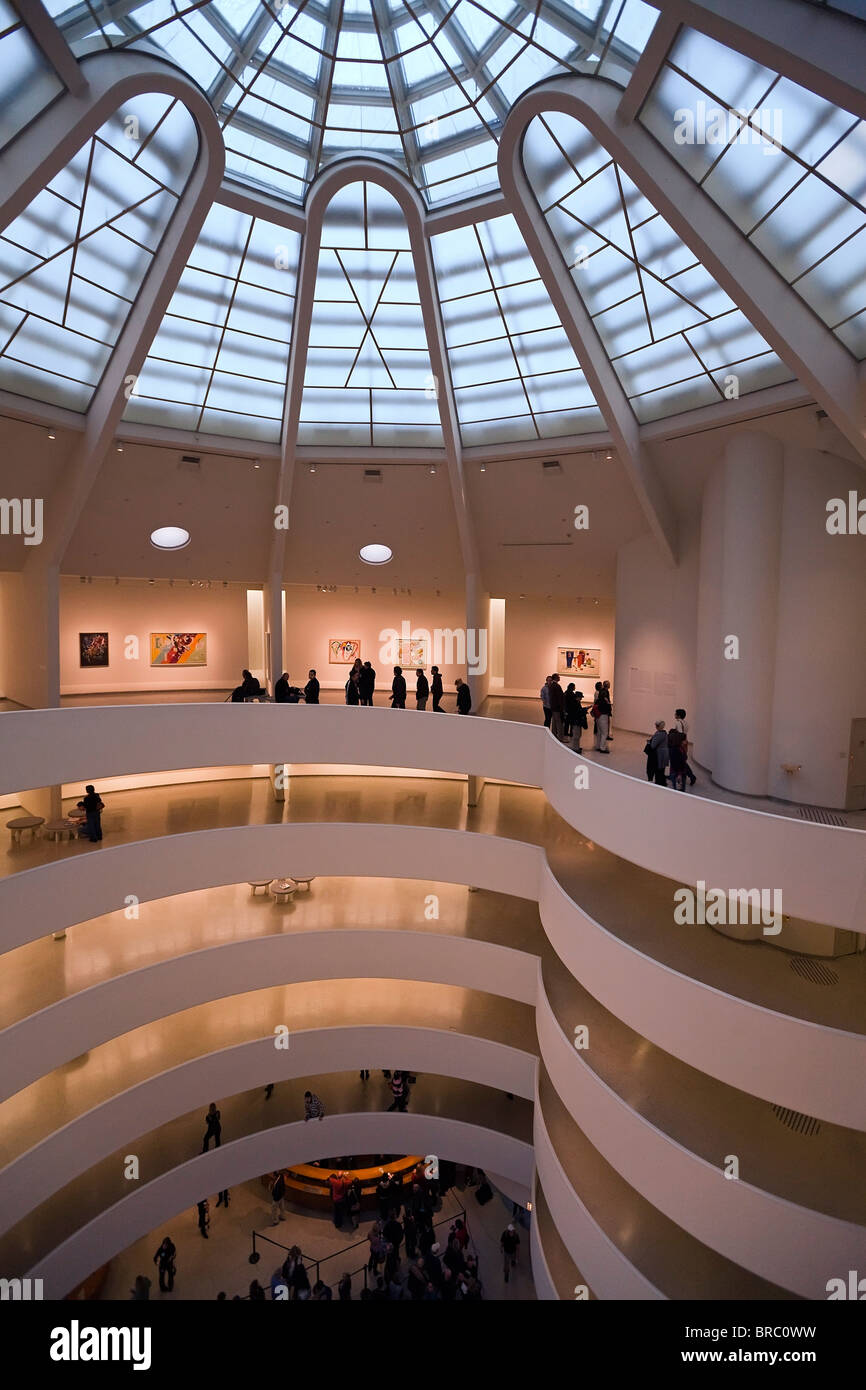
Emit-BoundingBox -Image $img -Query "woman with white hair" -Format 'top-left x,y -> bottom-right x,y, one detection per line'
645,720 -> 670,786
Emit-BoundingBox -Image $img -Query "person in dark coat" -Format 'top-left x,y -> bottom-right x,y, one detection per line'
360,661 -> 376,705
231,669 -> 260,702
455,678 -> 472,714
570,689 -> 588,751
274,672 -> 290,703
391,666 -> 407,708
415,669 -> 429,710
430,665 -> 444,711
345,670 -> 361,704
153,1237 -> 176,1293
304,669 -> 319,703
79,784 -> 104,842
197,1199 -> 209,1238
202,1102 -> 221,1152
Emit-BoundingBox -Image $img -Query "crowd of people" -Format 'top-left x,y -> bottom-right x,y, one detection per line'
540,676 -> 613,753
234,663 -> 473,714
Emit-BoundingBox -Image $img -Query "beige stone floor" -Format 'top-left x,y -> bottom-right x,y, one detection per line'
0,1070 -> 533,1276
537,1068 -> 797,1301
99,1175 -> 536,1303
2,774 -> 863,1031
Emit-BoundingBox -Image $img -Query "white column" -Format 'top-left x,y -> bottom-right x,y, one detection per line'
465,571 -> 490,713
714,432 -> 784,796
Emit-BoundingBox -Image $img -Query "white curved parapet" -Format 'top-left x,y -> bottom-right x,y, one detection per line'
0,823 -> 863,1127
0,703 -> 863,931
28,1110 -> 535,1300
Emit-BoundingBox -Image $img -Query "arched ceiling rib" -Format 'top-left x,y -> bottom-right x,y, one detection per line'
641,24 -> 866,360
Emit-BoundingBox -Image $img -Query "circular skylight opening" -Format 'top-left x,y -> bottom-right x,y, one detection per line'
360,543 -> 392,565
150,526 -> 190,550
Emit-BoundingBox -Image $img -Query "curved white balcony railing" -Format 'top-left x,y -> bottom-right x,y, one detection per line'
0,703 -> 862,932
29,1110 -> 535,1300
535,983 -> 866,1300
1,918 -> 862,1293
1,823 -> 863,1127
0,1026 -> 537,1249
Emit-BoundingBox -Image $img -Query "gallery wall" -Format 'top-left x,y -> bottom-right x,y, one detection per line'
282,585 -> 469,695
768,447 -> 866,809
613,532 -> 700,743
502,596 -> 614,699
59,578 -> 250,694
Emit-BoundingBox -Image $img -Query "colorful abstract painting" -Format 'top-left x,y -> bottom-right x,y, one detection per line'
557,646 -> 600,678
397,637 -> 428,669
79,632 -> 109,667
150,632 -> 207,666
329,638 -> 361,664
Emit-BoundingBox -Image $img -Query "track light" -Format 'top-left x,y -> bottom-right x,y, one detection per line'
309,465 -> 316,473
429,465 -> 436,475
252,458 -> 261,470
47,429 -> 56,440
480,463 -> 486,472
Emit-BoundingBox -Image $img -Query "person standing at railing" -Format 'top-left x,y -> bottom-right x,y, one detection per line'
455,677 -> 472,714
540,677 -> 552,728
327,1170 -> 349,1228
338,1272 -> 352,1301
304,669 -> 320,704
548,673 -> 564,739
415,668 -> 429,710
304,1090 -> 325,1121
201,1102 -> 221,1152
78,785 -> 104,843
359,661 -> 376,705
592,682 -> 611,753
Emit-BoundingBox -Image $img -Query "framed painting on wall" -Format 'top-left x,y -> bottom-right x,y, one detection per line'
397,637 -> 428,669
557,646 -> 601,679
150,632 -> 207,666
329,638 -> 361,664
79,632 -> 109,667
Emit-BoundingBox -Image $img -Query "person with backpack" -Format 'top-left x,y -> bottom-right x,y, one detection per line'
391,666 -> 407,708
270,1170 -> 287,1224
430,665 -> 444,711
415,668 -> 429,710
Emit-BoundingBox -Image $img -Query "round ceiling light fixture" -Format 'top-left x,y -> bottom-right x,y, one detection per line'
359,543 -> 392,566
150,525 -> 190,550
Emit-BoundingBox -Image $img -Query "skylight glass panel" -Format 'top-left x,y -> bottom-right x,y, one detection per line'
0,5 -> 63,151
300,182 -> 440,447
126,208 -> 300,442
523,111 -> 793,421
432,213 -> 602,444
45,0 -> 617,208
641,26 -> 866,357
0,98 -> 197,413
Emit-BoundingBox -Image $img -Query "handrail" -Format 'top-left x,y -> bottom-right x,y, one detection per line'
247,1201 -> 469,1293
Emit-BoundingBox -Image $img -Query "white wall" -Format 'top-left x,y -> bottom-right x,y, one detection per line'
613,531 -> 699,741
283,585 -> 469,693
59,577 -> 249,694
503,595 -> 614,698
768,448 -> 866,808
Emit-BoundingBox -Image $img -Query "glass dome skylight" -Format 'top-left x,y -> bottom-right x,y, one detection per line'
44,0 -> 658,208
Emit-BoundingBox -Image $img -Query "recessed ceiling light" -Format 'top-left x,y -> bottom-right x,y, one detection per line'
480,463 -> 486,472
605,451 -> 613,461
150,525 -> 190,550
360,543 -> 392,565
309,464 -> 316,473
429,466 -> 437,475
47,429 -> 56,440
252,458 -> 261,469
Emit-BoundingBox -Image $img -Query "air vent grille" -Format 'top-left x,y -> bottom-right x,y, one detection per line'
771,1105 -> 821,1137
